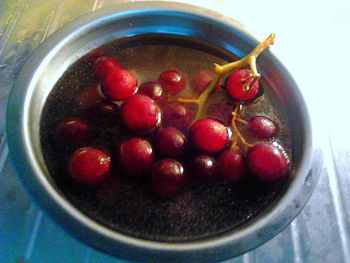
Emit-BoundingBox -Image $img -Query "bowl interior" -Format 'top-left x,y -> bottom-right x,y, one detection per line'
8,2 -> 312,261
39,34 -> 295,242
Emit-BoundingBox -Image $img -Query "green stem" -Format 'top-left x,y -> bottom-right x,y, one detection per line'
214,33 -> 275,77
195,73 -> 220,120
178,33 -> 276,123
231,111 -> 253,148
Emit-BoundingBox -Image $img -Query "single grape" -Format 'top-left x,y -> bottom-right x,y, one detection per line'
163,102 -> 194,133
118,137 -> 154,177
189,118 -> 230,154
248,116 -> 278,139
121,94 -> 161,133
191,70 -> 213,94
101,68 -> 138,101
226,69 -> 259,102
68,147 -> 110,185
158,69 -> 186,95
93,56 -> 121,79
156,127 -> 187,157
247,143 -> 288,182
87,99 -> 120,126
150,159 -> 185,197
138,81 -> 165,104
191,155 -> 217,182
55,118 -> 90,147
218,149 -> 246,181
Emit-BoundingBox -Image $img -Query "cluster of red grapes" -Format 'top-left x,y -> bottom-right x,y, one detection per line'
55,50 -> 289,198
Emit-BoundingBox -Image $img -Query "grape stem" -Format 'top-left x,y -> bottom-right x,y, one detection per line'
179,33 -> 275,122
214,33 -> 275,77
178,74 -> 220,120
231,111 -> 253,148
227,34 -> 276,148
231,138 -> 239,148
235,117 -> 248,125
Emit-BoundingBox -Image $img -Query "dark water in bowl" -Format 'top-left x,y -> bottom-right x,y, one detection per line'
40,35 -> 292,242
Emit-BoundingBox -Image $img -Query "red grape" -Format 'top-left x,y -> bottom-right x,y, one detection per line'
121,94 -> 161,133
191,70 -> 213,94
158,70 -> 186,95
247,143 -> 288,182
226,69 -> 259,102
87,99 -> 119,126
218,149 -> 246,181
93,56 -> 121,79
189,118 -> 230,154
138,81 -> 165,104
191,155 -> 217,182
248,116 -> 278,139
118,137 -> 154,177
55,118 -> 90,147
163,103 -> 194,133
101,68 -> 138,101
156,127 -> 187,157
150,159 -> 185,197
68,147 -> 110,185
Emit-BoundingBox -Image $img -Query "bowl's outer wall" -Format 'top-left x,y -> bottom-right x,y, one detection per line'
6,2 -> 322,262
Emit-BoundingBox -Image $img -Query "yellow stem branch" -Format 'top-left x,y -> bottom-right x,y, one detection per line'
235,117 -> 248,125
177,33 -> 276,125
194,74 -> 220,120
178,98 -> 199,104
231,138 -> 238,149
214,33 -> 275,77
231,111 -> 253,148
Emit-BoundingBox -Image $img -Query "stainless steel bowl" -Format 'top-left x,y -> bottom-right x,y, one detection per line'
6,1 -> 323,262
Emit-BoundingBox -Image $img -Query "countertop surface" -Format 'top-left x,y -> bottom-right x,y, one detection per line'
1,0 -> 349,262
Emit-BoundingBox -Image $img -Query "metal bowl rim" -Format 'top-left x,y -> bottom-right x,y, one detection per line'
6,1 -> 319,261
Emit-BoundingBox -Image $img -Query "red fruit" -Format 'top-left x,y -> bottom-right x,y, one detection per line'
121,94 -> 161,133
158,70 -> 186,95
163,103 -> 194,132
55,118 -> 90,147
248,116 -> 278,139
191,70 -> 213,94
93,56 -> 121,79
226,69 -> 259,102
101,68 -> 138,101
189,118 -> 230,154
192,155 -> 217,182
156,127 -> 186,157
87,99 -> 120,126
118,137 -> 154,177
75,84 -> 102,110
218,149 -> 246,181
247,143 -> 288,182
138,81 -> 165,104
68,147 -> 111,185
150,159 -> 185,197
